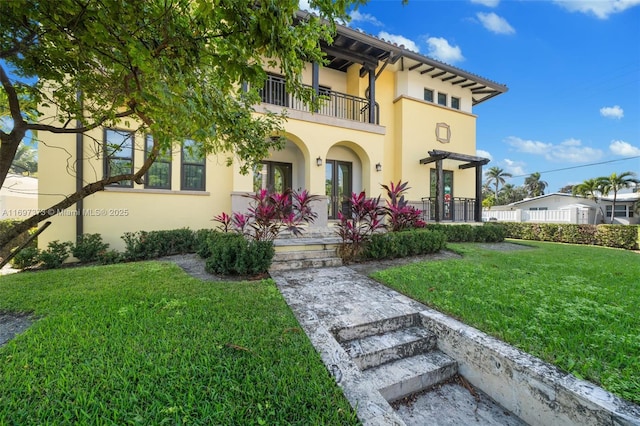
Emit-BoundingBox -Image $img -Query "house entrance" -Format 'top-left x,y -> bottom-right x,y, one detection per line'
253,161 -> 292,193
326,160 -> 352,219
430,169 -> 453,220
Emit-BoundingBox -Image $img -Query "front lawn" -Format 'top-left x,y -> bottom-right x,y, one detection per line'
372,241 -> 640,404
0,262 -> 358,424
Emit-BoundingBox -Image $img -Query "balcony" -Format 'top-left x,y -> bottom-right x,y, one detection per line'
259,74 -> 379,124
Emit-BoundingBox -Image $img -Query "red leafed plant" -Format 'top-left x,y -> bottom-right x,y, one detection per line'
335,191 -> 385,263
214,188 -> 321,241
381,180 -> 425,232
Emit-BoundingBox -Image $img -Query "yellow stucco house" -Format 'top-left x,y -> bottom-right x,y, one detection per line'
38,12 -> 507,251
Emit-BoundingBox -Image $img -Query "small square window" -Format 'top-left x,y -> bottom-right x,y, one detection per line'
437,93 -> 447,106
451,97 -> 460,110
424,89 -> 434,102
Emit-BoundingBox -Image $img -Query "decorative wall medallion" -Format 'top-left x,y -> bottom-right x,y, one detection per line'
435,122 -> 451,144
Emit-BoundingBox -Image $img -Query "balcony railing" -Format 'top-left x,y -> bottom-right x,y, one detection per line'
259,74 -> 379,124
421,197 -> 478,222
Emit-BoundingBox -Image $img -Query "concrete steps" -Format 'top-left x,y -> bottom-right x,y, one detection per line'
270,236 -> 342,271
334,313 -> 458,403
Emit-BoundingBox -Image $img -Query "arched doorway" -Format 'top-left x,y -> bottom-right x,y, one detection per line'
325,145 -> 362,219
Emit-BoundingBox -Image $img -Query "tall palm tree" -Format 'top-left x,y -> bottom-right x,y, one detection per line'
573,178 -> 605,224
599,171 -> 639,224
485,167 -> 512,203
524,172 -> 548,197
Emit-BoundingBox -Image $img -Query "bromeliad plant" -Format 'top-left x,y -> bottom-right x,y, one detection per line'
214,188 -> 321,241
336,191 -> 386,263
382,180 -> 426,232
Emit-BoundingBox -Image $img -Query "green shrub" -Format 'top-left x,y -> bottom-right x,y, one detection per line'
0,219 -> 36,260
205,233 -> 274,275
194,228 -> 218,258
10,246 -> 40,269
363,229 -> 446,260
38,240 -> 72,269
97,249 -> 122,265
122,228 -> 196,261
72,234 -> 109,263
595,225 -> 638,250
424,223 -> 505,243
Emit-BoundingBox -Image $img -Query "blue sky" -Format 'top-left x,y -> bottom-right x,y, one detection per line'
338,0 -> 640,192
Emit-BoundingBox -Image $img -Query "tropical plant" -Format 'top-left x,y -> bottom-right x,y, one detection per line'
335,191 -> 385,263
381,180 -> 425,231
485,167 -> 513,202
524,172 -> 548,198
598,171 -> 639,224
573,178 -> 606,224
214,189 -> 321,242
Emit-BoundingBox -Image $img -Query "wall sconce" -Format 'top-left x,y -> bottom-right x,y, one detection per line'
316,156 -> 323,167
375,163 -> 382,172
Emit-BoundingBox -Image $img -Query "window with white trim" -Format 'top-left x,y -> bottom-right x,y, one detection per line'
437,92 -> 447,106
606,204 -> 631,218
451,97 -> 460,110
424,88 -> 434,102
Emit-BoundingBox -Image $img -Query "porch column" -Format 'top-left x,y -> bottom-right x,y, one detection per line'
312,62 -> 319,113
435,159 -> 444,222
475,164 -> 483,222
368,67 -> 376,124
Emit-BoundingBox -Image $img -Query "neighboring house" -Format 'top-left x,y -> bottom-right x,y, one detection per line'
37,11 -> 508,250
0,174 -> 38,220
484,192 -> 639,225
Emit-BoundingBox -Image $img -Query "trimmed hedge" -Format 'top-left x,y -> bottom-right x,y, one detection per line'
121,228 -> 199,261
500,222 -> 639,250
424,223 -> 506,243
205,233 -> 274,275
362,229 -> 446,260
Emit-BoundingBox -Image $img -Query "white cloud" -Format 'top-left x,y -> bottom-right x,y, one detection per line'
600,105 -> 624,119
476,12 -> 515,34
471,0 -> 500,6
378,31 -> 420,52
553,0 -> 640,19
506,136 -> 603,163
506,136 -> 551,154
610,140 -> 640,156
425,37 -> 464,63
298,0 -> 315,12
503,159 -> 526,176
350,10 -> 383,27
477,149 -> 493,160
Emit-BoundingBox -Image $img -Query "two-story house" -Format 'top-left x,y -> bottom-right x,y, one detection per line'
37,11 -> 508,250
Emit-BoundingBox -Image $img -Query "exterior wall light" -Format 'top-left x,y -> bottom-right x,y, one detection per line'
375,163 -> 382,172
316,156 -> 323,167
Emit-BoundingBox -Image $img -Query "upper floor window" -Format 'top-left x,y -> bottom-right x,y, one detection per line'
104,128 -> 134,187
424,88 -> 434,102
437,93 -> 447,106
144,135 -> 171,189
181,139 -> 205,191
451,97 -> 460,110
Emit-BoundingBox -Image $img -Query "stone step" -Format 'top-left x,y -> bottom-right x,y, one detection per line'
269,257 -> 343,272
333,313 -> 423,343
343,326 -> 437,371
362,350 -> 458,403
273,249 -> 338,262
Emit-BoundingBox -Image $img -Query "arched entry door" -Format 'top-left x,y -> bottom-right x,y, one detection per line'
326,160 -> 352,219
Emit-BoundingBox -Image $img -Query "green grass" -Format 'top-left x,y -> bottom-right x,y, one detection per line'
372,240 -> 640,404
0,262 -> 358,425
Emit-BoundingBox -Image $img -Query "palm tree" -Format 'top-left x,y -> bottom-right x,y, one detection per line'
524,172 -> 548,197
485,167 -> 512,203
573,178 -> 605,224
599,171 -> 640,224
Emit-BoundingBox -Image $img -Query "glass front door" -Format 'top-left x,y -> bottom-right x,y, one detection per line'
326,160 -> 352,219
430,169 -> 454,220
253,161 -> 292,193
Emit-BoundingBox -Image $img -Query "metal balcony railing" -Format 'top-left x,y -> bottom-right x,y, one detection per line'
421,197 -> 478,222
259,74 -> 379,124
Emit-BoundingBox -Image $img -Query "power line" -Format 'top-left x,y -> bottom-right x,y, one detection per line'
508,155 -> 640,179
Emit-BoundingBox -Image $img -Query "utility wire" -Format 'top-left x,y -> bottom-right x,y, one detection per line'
508,155 -> 640,179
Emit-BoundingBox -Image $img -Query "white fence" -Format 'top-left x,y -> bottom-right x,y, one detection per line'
483,208 -> 587,224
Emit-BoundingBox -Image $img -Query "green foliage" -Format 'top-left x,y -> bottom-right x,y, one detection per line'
363,229 -> 446,260
373,242 -> 640,404
97,249 -> 122,265
0,219 -> 36,259
424,223 -> 505,243
194,228 -> 218,258
122,228 -> 196,261
38,240 -> 72,269
71,233 -> 109,263
205,233 -> 274,276
0,263 -> 358,424
10,246 -> 40,269
501,222 -> 638,249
